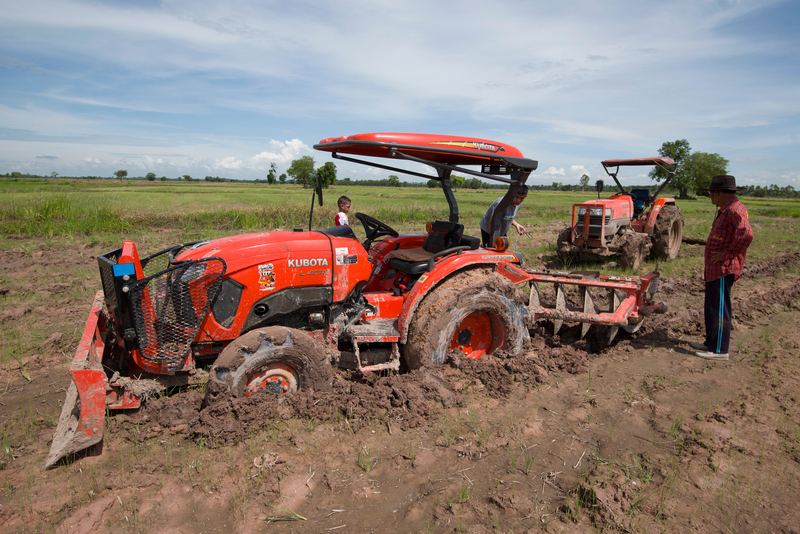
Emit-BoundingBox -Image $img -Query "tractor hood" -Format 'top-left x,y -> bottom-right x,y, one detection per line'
175,231 -> 333,275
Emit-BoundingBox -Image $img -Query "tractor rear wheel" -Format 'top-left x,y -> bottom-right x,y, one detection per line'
620,231 -> 646,270
402,268 -> 529,370
651,206 -> 683,260
204,326 -> 332,405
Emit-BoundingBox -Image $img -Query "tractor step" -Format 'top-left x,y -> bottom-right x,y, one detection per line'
346,319 -> 400,343
344,319 -> 401,373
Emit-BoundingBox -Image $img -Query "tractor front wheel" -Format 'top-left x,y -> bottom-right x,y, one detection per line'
651,206 -> 684,260
620,232 -> 646,270
402,269 -> 529,370
204,326 -> 332,405
556,226 -> 575,262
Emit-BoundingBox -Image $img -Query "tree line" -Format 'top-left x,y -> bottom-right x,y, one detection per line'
3,138 -> 798,198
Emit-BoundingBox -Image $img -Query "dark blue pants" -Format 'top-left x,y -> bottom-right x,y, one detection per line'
704,274 -> 735,354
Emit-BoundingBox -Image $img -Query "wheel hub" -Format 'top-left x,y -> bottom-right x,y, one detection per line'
245,362 -> 298,397
450,312 -> 492,359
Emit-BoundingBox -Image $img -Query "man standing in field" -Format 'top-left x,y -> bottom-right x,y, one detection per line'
479,186 -> 528,247
690,175 -> 753,361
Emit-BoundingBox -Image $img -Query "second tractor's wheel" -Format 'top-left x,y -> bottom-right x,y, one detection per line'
204,326 -> 332,406
651,206 -> 684,260
556,226 -> 574,261
620,232 -> 646,270
402,268 -> 529,370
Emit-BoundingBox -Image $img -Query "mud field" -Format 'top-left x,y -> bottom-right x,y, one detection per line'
1,238 -> 800,534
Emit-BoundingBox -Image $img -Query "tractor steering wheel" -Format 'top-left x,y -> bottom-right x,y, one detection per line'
355,212 -> 399,250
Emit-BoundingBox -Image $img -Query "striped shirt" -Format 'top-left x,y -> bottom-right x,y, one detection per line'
704,197 -> 753,282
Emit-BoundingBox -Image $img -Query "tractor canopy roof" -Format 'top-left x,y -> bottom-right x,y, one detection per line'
314,132 -> 537,226
314,132 -> 537,185
602,157 -> 676,174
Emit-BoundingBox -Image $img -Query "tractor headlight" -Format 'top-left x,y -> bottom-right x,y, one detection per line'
577,207 -> 604,217
180,263 -> 207,283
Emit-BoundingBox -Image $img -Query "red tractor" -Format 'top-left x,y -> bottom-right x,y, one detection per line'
556,158 -> 684,269
47,133 -> 667,467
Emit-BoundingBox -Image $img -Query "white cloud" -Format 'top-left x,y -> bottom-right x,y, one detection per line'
249,139 -> 310,166
570,165 -> 589,178
542,167 -> 566,177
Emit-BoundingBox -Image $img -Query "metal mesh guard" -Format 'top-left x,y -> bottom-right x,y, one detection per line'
98,249 -> 123,303
129,257 -> 226,364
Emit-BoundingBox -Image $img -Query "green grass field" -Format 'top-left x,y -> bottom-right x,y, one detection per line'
2,178 -> 799,279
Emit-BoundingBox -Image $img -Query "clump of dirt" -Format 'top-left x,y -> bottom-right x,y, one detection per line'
144,339 -> 592,446
192,366 -> 468,443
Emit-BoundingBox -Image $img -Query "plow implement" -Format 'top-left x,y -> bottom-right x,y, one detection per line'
500,263 -> 667,343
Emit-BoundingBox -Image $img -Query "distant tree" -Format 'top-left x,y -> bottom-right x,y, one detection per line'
50,172 -> 58,178
427,179 -> 440,188
279,173 -> 287,184
146,172 -> 156,181
387,174 -> 401,187
287,156 -> 316,187
450,175 -> 465,188
315,161 -> 337,187
579,174 -> 590,191
160,176 -> 167,181
465,177 -> 483,189
649,139 -> 692,198
182,175 -> 192,181
267,163 -> 277,185
114,170 -> 128,180
686,152 -> 729,196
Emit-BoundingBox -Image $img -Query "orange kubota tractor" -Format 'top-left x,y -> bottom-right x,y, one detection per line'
47,133 -> 667,467
556,157 -> 684,270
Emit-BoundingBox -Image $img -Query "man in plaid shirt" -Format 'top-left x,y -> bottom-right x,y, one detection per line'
689,175 -> 753,360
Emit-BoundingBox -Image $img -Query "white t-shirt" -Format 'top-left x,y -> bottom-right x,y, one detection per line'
335,212 -> 349,226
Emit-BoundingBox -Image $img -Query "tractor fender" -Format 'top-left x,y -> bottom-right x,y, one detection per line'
397,252 -> 522,344
644,198 -> 675,235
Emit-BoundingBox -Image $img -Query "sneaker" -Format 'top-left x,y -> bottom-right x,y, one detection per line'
689,341 -> 708,351
695,351 -> 729,361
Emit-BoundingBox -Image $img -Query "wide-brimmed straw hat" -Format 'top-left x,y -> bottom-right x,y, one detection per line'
702,175 -> 747,192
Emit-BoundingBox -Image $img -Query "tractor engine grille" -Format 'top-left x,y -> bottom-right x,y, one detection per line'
129,256 -> 226,364
586,215 -> 611,239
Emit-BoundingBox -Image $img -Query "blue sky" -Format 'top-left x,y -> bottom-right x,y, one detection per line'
1,0 -> 798,187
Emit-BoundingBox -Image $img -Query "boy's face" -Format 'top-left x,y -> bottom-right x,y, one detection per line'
511,194 -> 527,207
339,202 -> 351,213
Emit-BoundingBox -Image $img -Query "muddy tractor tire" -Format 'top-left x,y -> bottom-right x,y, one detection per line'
620,231 -> 646,270
556,226 -> 574,262
204,326 -> 332,406
402,268 -> 529,370
651,206 -> 684,260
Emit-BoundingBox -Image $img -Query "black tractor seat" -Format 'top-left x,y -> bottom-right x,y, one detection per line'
385,221 -> 480,275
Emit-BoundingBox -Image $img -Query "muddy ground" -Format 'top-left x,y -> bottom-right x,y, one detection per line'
1,237 -> 799,534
